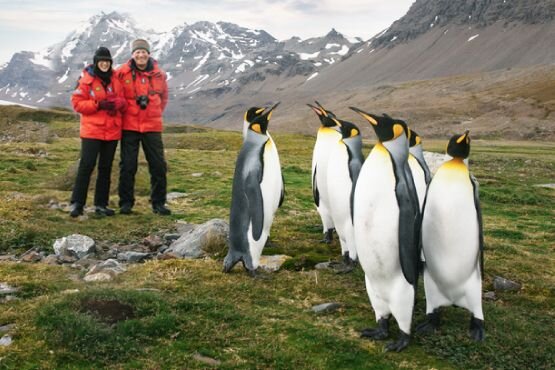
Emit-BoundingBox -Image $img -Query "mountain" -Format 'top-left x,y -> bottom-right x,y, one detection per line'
0,11 -> 358,120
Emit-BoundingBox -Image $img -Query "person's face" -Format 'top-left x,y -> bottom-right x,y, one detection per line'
132,49 -> 149,68
97,60 -> 111,72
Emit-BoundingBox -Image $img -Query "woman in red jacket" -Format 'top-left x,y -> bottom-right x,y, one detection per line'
69,47 -> 127,217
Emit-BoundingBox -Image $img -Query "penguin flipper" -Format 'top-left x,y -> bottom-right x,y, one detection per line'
394,162 -> 421,286
245,171 -> 264,241
471,174 -> 484,277
279,173 -> 285,208
312,167 -> 320,206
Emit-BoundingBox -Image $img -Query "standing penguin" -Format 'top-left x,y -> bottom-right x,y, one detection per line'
223,103 -> 284,274
350,107 -> 421,352
308,101 -> 341,243
417,130 -> 485,341
408,128 -> 432,210
327,118 -> 364,267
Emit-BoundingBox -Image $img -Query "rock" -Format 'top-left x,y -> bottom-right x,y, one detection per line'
58,255 -> 78,264
423,151 -> 447,174
167,192 -> 187,201
117,251 -> 150,263
193,353 -> 221,367
493,276 -> 521,292
53,234 -> 95,259
157,252 -> 180,260
191,172 -> 203,177
314,262 -> 331,270
175,221 -> 196,235
84,259 -> 126,282
143,235 -> 164,251
484,291 -> 496,301
165,219 -> 229,259
42,254 -> 60,265
0,324 -> 15,333
163,233 -> 181,243
21,251 -> 42,263
534,183 -> 555,189
258,255 -> 291,272
0,283 -> 18,296
0,335 -> 12,347
0,255 -> 16,262
312,302 -> 341,314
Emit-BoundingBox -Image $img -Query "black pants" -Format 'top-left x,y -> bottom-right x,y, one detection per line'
118,130 -> 167,208
71,138 -> 118,207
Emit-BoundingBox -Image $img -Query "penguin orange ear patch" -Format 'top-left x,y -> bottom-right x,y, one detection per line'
393,123 -> 405,138
351,128 -> 359,137
251,124 -> 261,133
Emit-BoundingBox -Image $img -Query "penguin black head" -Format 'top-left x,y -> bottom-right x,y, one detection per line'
244,102 -> 280,135
349,107 -> 408,142
307,101 -> 340,128
408,128 -> 422,148
446,130 -> 471,159
335,120 -> 361,139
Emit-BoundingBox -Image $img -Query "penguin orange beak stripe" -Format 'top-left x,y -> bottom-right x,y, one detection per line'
349,106 -> 378,126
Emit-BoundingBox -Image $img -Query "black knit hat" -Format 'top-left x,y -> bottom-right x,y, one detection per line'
93,47 -> 112,65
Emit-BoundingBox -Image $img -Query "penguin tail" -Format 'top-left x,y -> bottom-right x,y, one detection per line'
223,250 -> 254,274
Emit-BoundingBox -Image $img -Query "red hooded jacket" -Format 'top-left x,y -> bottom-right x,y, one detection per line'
71,66 -> 126,141
116,58 -> 168,133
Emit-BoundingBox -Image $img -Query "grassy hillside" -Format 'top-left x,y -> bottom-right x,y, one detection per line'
0,106 -> 553,369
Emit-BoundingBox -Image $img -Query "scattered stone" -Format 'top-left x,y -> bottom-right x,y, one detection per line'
165,219 -> 229,259
53,234 -> 95,259
423,151 -> 448,174
163,233 -> 181,243
314,262 -> 331,270
157,252 -> 180,260
0,335 -> 12,347
484,291 -> 496,301
143,235 -> 164,251
21,251 -> 42,263
84,259 -> 126,282
534,183 -> 555,189
191,172 -> 204,177
212,171 -> 222,177
0,255 -> 16,262
0,324 -> 15,333
312,302 -> 341,314
167,192 -> 187,201
117,251 -> 150,263
0,283 -> 18,296
61,289 -> 80,294
258,255 -> 291,272
59,255 -> 78,264
135,288 -> 161,292
42,254 -> 60,265
175,221 -> 195,235
493,276 -> 522,292
193,353 -> 221,367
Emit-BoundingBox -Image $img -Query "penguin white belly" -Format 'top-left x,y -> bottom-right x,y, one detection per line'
248,139 -> 282,268
422,165 -> 480,300
327,142 -> 356,258
408,155 -> 426,211
312,128 -> 341,230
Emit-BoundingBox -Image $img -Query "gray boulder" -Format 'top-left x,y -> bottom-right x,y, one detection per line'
493,276 -> 522,292
117,251 -> 150,263
53,234 -> 95,259
164,219 -> 229,259
258,255 -> 291,272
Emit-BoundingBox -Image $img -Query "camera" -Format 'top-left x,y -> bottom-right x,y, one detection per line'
136,95 -> 149,110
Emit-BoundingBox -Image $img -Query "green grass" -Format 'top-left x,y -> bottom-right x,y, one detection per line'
0,108 -> 554,369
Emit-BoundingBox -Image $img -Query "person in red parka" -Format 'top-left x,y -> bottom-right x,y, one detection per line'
69,46 -> 127,217
116,38 -> 171,215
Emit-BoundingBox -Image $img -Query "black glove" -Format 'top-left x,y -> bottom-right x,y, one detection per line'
98,100 -> 116,111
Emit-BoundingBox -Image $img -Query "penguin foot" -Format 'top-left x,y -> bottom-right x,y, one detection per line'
384,332 -> 410,352
360,318 -> 389,340
415,310 -> 440,335
223,251 -> 254,274
321,229 -> 334,244
469,316 -> 485,342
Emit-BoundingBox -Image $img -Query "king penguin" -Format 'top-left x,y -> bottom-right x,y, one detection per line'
327,118 -> 364,267
223,103 -> 284,274
350,107 -> 421,352
408,128 -> 432,211
417,130 -> 485,341
308,101 -> 341,243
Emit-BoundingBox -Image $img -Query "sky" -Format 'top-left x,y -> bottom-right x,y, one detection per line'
0,0 -> 415,64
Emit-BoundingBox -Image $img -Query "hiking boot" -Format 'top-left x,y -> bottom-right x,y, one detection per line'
70,203 -> 84,218
95,206 -> 115,216
120,204 -> 133,215
153,204 -> 171,215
